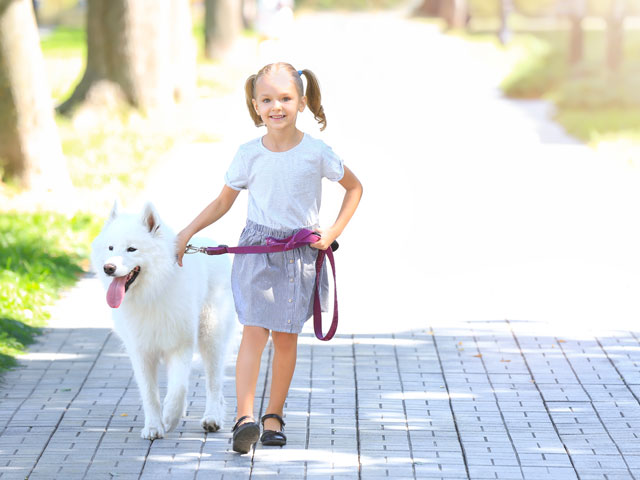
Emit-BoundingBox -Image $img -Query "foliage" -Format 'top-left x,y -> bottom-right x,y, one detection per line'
0,212 -> 102,372
496,27 -> 640,143
468,0 -> 640,17
500,34 -> 564,98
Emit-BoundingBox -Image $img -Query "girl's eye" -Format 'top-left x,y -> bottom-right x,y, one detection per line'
127,247 -> 137,252
283,97 -> 291,102
108,246 -> 113,251
262,99 -> 270,103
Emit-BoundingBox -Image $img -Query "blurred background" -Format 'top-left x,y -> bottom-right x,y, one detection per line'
1,0 -> 639,369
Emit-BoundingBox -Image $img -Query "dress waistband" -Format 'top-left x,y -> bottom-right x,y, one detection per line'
244,219 -> 317,238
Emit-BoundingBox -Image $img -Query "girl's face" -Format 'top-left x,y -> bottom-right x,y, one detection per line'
252,70 -> 307,132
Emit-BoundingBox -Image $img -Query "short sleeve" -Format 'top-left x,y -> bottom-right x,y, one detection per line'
321,143 -> 344,182
224,148 -> 248,191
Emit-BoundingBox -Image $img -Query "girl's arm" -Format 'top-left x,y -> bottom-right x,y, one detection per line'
176,185 -> 241,266
310,165 -> 363,251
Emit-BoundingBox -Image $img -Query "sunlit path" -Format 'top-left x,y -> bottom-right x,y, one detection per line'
283,12 -> 640,333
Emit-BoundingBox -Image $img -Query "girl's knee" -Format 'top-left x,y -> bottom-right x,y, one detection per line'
240,326 -> 270,349
271,331 -> 298,351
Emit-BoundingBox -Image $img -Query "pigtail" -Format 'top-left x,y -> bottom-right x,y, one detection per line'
244,74 -> 264,127
300,69 -> 327,131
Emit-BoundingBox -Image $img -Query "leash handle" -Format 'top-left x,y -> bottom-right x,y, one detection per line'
313,248 -> 338,341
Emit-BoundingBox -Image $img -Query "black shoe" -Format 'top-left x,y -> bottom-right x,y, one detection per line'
260,413 -> 286,447
231,415 -> 260,454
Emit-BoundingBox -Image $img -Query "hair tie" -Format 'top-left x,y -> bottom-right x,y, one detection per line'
297,70 -> 303,76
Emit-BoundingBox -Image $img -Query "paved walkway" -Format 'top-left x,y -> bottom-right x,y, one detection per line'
3,9 -> 640,480
2,319 -> 640,479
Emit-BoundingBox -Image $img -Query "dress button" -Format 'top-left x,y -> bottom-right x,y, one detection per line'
288,299 -> 293,303
289,259 -> 294,264
287,320 -> 291,323
290,278 -> 294,283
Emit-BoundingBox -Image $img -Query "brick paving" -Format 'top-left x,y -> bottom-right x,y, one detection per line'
2,315 -> 640,479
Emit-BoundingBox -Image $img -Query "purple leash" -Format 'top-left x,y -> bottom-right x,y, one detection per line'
185,229 -> 338,341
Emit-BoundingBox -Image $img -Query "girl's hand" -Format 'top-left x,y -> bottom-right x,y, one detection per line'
175,230 -> 191,267
310,228 -> 337,251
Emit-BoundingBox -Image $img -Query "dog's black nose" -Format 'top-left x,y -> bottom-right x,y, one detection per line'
104,264 -> 117,275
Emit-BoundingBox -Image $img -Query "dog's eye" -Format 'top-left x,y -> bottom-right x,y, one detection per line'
127,247 -> 137,252
108,246 -> 113,251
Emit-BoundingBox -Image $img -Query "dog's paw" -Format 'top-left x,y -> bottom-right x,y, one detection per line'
202,392 -> 225,432
162,398 -> 186,433
163,411 -> 182,433
141,424 -> 165,440
200,415 -> 222,432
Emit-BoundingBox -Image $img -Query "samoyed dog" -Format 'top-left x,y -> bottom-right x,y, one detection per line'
91,201 -> 235,440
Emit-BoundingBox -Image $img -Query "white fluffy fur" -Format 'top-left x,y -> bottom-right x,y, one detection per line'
91,201 -> 235,440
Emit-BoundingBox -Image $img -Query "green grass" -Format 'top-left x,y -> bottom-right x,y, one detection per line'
556,108 -> 640,145
40,27 -> 86,103
56,111 -> 177,192
0,212 -> 102,372
40,27 -> 86,56
458,22 -> 640,146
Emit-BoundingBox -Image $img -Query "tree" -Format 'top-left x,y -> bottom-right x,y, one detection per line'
567,0 -> 586,64
413,0 -> 441,17
440,0 -> 469,30
205,0 -> 242,60
58,0 -> 196,114
606,0 -> 626,71
0,0 -> 70,190
498,0 -> 514,45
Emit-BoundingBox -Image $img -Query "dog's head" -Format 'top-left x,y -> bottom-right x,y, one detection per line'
91,201 -> 174,308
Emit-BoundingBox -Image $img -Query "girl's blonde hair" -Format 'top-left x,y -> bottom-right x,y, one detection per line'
244,62 -> 327,131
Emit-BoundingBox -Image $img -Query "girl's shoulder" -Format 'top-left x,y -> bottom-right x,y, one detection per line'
299,133 -> 334,154
236,137 -> 263,154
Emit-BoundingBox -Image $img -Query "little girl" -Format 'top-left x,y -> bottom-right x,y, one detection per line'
175,62 -> 362,454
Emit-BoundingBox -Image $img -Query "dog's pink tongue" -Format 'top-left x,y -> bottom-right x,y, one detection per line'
107,276 -> 127,308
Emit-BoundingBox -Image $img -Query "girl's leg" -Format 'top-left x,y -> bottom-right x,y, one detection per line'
263,331 -> 298,431
235,326 -> 270,423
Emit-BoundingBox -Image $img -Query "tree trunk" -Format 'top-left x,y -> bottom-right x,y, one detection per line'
567,0 -> 586,64
170,0 -> 197,103
0,0 -> 71,191
440,0 -> 469,30
205,0 -> 242,60
606,0 -> 625,72
58,0 -> 196,115
241,0 -> 256,29
414,0 -> 441,17
498,0 -> 514,45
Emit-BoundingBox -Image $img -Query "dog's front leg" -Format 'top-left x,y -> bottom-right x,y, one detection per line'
163,349 -> 192,433
129,350 -> 164,439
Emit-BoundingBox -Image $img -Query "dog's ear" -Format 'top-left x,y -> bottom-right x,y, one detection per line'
141,202 -> 162,235
107,200 -> 120,223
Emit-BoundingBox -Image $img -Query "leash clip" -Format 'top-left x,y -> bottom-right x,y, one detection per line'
184,244 -> 206,255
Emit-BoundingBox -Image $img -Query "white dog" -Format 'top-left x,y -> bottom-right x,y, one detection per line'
91,201 -> 235,439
